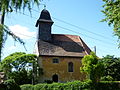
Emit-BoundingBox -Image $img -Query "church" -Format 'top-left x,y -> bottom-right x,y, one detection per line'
35,9 -> 91,83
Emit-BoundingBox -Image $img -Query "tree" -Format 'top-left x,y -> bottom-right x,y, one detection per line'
0,0 -> 41,60
80,52 -> 104,83
101,55 -> 120,81
101,0 -> 120,45
0,52 -> 43,85
0,0 -> 40,12
0,25 -> 24,61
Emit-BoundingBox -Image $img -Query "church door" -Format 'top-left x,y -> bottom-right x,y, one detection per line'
52,74 -> 58,82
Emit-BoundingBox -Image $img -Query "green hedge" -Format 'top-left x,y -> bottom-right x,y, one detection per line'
2,80 -> 120,90
20,80 -> 120,90
95,81 -> 120,90
20,84 -> 33,90
21,80 -> 92,90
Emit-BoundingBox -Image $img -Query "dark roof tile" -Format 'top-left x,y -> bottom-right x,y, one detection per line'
37,34 -> 91,57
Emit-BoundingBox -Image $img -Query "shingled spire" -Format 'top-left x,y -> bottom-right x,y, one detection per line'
36,9 -> 54,42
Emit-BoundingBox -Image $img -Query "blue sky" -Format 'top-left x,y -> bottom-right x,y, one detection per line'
2,0 -> 120,59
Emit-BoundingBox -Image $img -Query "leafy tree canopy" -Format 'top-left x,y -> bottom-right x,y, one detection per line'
0,52 -> 37,73
80,52 -> 104,83
0,52 -> 42,85
0,0 -> 41,13
101,55 -> 120,81
102,0 -> 120,44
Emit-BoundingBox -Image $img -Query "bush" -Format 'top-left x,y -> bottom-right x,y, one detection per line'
0,83 -> 7,90
21,80 -> 92,90
34,83 -> 48,90
20,84 -> 33,90
20,80 -> 120,90
8,69 -> 32,85
44,80 -> 53,84
95,81 -> 120,90
3,79 -> 21,90
101,75 -> 113,81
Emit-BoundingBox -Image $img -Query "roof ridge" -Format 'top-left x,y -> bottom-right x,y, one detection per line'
52,34 -> 80,37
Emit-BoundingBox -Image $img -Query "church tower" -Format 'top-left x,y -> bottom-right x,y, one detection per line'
36,9 -> 54,42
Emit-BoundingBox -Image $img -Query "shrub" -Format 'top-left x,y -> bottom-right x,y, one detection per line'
44,80 -> 53,84
20,84 -> 33,90
21,80 -> 92,90
19,80 -> 120,90
3,79 -> 21,90
101,75 -> 113,81
34,83 -> 48,90
0,83 -> 7,90
80,80 -> 93,89
95,81 -> 120,90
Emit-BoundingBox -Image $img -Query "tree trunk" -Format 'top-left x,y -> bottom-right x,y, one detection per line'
0,11 -> 5,61
0,12 -> 5,24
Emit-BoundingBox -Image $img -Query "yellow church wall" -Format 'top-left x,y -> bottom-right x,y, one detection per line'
38,56 -> 86,82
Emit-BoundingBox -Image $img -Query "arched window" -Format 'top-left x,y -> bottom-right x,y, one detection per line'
68,62 -> 73,72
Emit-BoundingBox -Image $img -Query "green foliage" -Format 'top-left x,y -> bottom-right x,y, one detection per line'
20,84 -> 34,90
95,81 -> 120,90
1,80 -> 120,90
0,24 -> 24,47
0,52 -> 36,73
34,83 -> 48,90
0,0 -> 40,13
44,80 -> 53,84
101,0 -> 120,45
21,80 -> 92,90
0,52 -> 42,85
20,80 -> 120,90
101,55 -> 120,81
101,75 -> 113,81
8,69 -> 32,85
3,79 -> 21,90
80,52 -> 104,83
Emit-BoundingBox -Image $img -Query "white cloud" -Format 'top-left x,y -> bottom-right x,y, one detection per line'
9,25 -> 36,39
